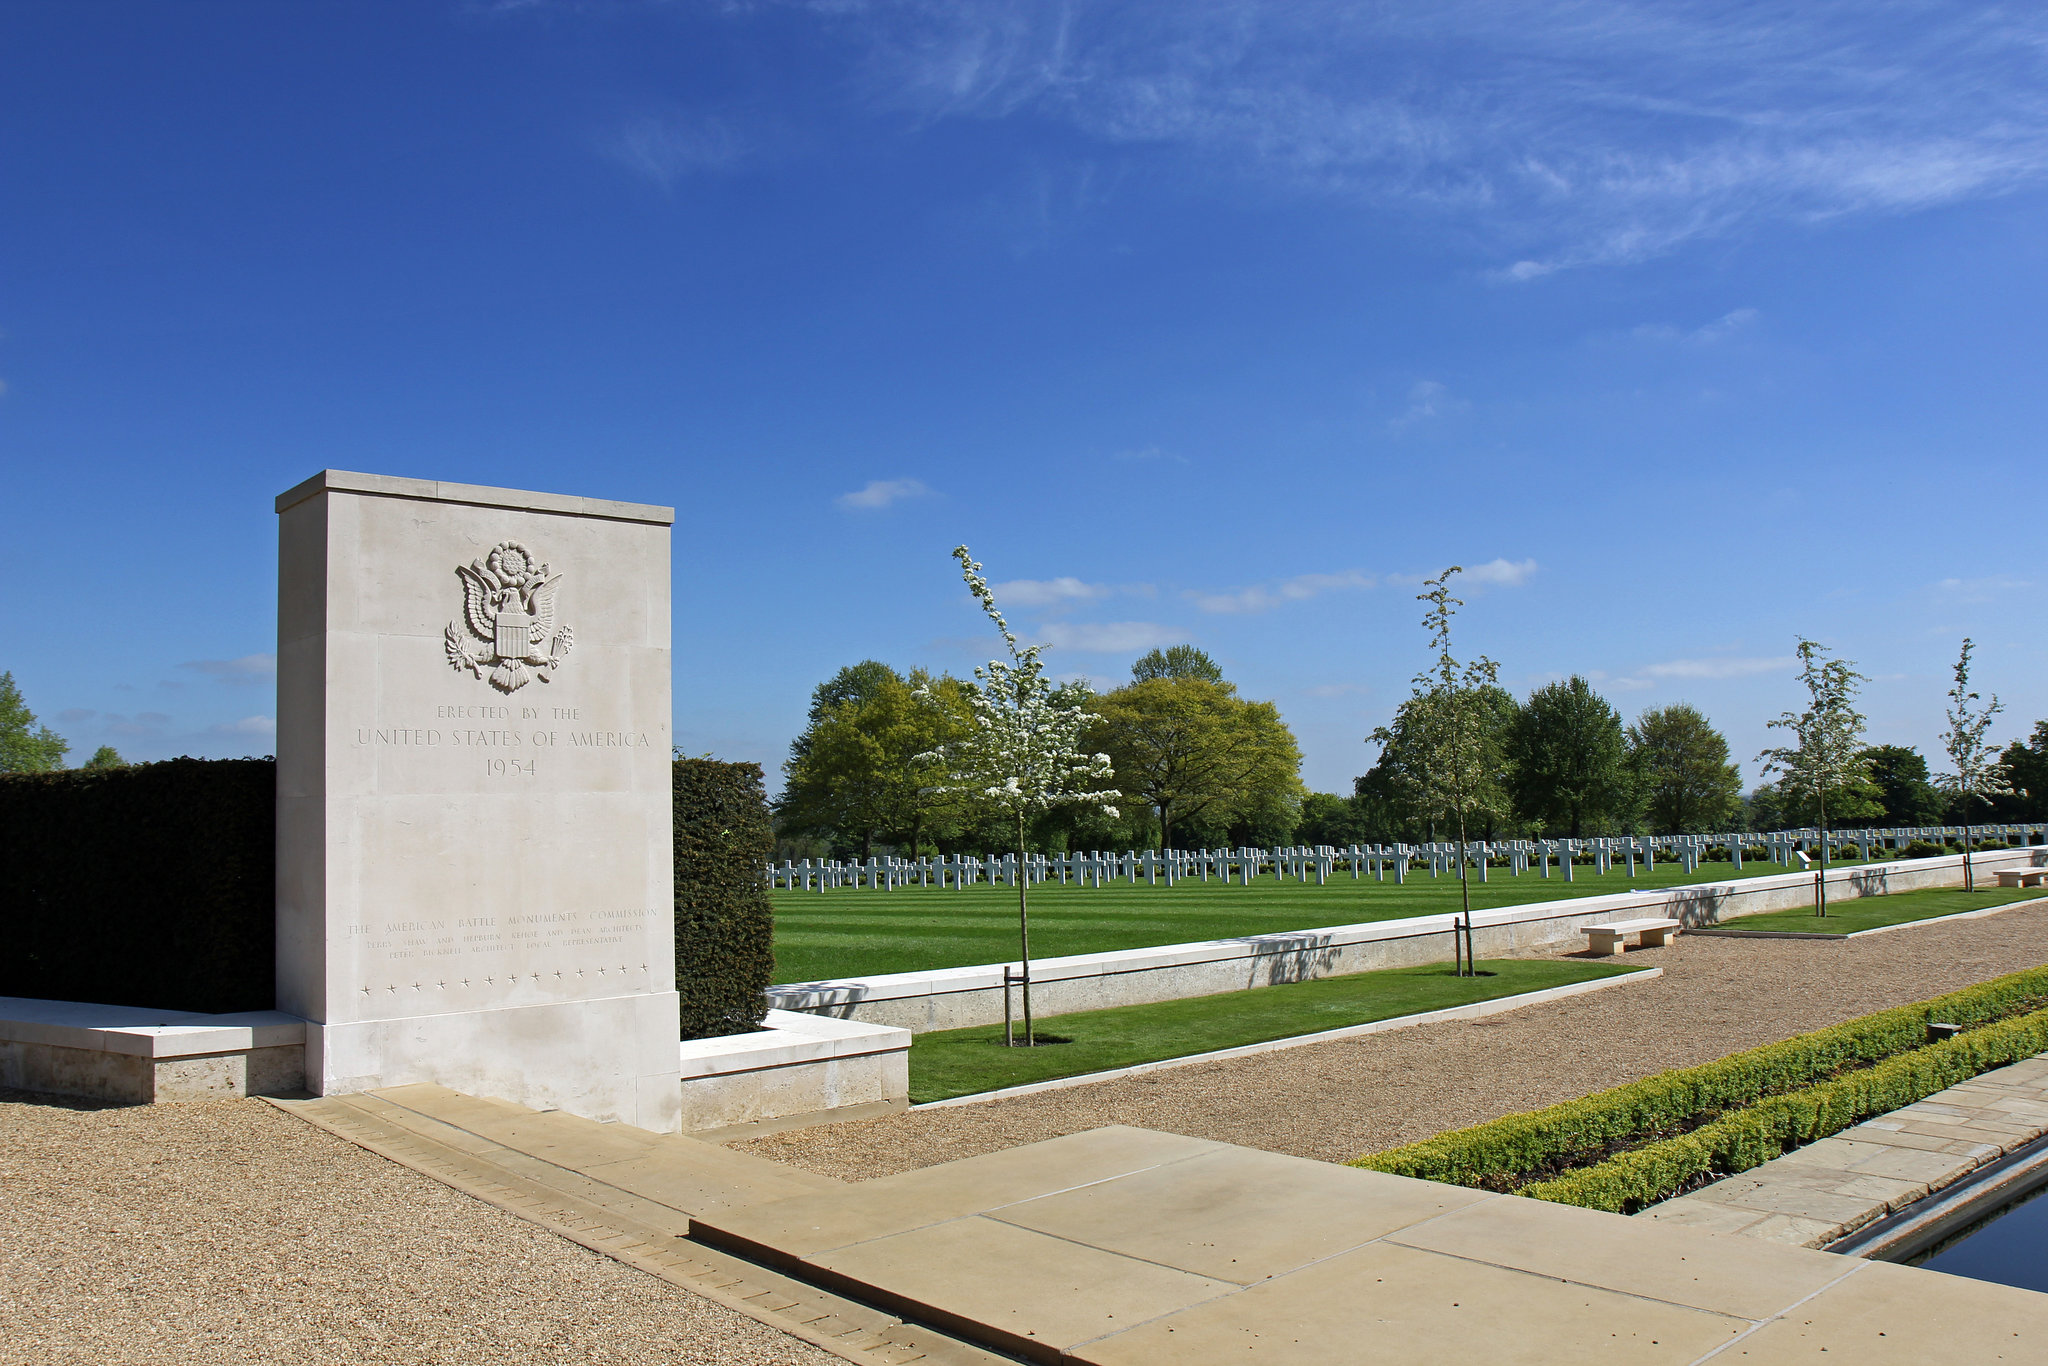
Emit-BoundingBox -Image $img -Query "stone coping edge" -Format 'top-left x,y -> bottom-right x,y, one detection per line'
1828,1129 -> 2048,1260
0,996 -> 306,1059
276,469 -> 676,524
677,1009 -> 912,1081
1690,894 -> 2048,942
768,848 -> 2044,1008
909,965 -> 1661,1110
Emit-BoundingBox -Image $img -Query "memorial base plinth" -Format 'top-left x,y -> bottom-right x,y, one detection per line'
309,990 -> 683,1132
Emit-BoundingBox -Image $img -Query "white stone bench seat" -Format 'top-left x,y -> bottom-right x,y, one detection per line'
1994,869 -> 2048,889
1581,918 -> 1683,956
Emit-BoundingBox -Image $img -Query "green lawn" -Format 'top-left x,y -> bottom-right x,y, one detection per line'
1718,885 -> 2048,935
907,958 -> 1645,1103
772,860 -> 1799,983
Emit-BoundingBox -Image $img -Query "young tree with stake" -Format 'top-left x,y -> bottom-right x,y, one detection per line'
921,547 -> 1119,1045
1935,637 -> 2009,892
1757,639 -> 1871,917
1370,568 -> 1497,975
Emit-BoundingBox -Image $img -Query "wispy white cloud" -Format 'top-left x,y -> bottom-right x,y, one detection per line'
993,576 -> 1112,607
1189,569 -> 1375,614
1641,655 -> 1798,681
180,653 -> 276,684
835,478 -> 933,510
209,715 -> 277,737
1634,307 -> 1760,344
1389,379 -> 1463,430
803,2 -> 2048,273
1464,557 -> 1538,588
1035,620 -> 1182,653
1933,574 -> 2031,602
604,111 -> 748,190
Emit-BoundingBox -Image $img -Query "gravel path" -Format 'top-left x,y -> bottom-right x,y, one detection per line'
1,1092 -> 834,1366
736,905 -> 2048,1180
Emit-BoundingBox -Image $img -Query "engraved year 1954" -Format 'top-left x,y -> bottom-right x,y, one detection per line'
485,757 -> 537,778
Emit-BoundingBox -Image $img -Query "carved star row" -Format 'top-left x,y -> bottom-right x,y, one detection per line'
358,965 -> 649,995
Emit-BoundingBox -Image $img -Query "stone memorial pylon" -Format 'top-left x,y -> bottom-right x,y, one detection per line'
276,471 -> 681,1131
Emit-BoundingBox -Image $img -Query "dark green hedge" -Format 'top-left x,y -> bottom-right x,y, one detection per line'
1354,965 -> 2048,1210
2,757 -> 779,1036
1525,1008 -> 2048,1211
0,759 -> 276,1014
673,758 -> 776,1039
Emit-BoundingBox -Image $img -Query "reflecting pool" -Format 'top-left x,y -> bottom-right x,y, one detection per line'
1907,1178 -> 2048,1294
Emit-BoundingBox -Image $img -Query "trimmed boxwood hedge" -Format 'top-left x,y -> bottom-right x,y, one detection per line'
1354,965 -> 2048,1212
1523,1008 -> 2048,1212
673,758 -> 776,1040
0,759 -> 276,1014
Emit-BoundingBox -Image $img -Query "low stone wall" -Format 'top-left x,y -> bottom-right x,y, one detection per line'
0,996 -> 306,1103
676,1009 -> 910,1133
768,847 -> 2048,1033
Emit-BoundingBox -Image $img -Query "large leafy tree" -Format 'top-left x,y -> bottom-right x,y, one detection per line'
1758,638 -> 1876,915
2000,721 -> 2048,822
777,663 -> 972,859
1507,676 -> 1630,839
1934,637 -> 2010,891
1627,703 -> 1742,834
1860,744 -> 1944,827
921,547 -> 1118,1045
1370,683 -> 1518,841
0,671 -> 69,772
1089,655 -> 1303,851
1295,791 -> 1374,846
1130,644 -> 1225,684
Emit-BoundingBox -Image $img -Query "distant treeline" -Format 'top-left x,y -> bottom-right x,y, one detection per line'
776,649 -> 2048,859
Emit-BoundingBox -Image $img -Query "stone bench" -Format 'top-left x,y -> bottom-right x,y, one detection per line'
1582,918 -> 1682,956
1994,869 -> 2048,889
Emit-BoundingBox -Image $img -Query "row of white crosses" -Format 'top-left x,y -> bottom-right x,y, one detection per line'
765,823 -> 2047,893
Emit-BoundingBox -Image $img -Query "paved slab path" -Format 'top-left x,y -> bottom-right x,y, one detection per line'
740,904 -> 2048,1178
697,1125 -> 2048,1365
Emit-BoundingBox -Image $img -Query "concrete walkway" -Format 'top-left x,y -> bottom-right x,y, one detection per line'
1648,1052 -> 2048,1248
692,1125 -> 2048,1365
278,1086 -> 1005,1365
278,1088 -> 2048,1364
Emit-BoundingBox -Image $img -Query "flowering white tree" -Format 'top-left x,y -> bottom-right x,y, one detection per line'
1935,637 -> 2010,892
1758,638 -> 1871,917
921,546 -> 1118,1046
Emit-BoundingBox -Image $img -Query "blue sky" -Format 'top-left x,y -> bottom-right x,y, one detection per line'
2,1 -> 2043,796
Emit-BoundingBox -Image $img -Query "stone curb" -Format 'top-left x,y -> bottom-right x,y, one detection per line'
910,966 -> 1662,1110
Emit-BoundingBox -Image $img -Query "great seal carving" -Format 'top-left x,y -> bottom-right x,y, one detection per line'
443,541 -> 574,693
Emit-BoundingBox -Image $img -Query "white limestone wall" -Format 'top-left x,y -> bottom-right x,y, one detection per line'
767,847 -> 2048,1033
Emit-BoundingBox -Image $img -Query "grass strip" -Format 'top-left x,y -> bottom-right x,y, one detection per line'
908,958 -> 1641,1104
1715,886 -> 2047,936
772,861 -> 1797,983
1353,965 -> 2048,1192
1524,1007 -> 2048,1213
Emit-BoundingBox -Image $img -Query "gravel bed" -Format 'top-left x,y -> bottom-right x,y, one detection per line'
1,1093 -> 834,1366
735,905 -> 2048,1179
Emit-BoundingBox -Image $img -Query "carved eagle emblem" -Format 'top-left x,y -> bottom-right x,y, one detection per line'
443,541 -> 575,693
